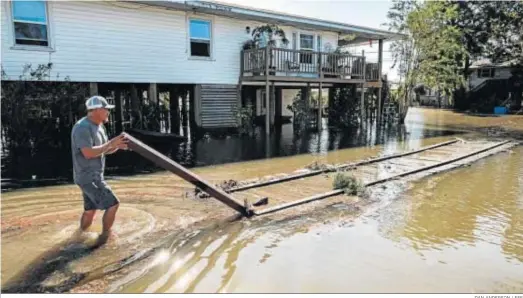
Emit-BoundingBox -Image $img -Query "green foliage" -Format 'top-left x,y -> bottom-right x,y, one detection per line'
1,63 -> 88,153
328,86 -> 360,128
242,24 -> 289,50
235,103 -> 256,136
408,1 -> 467,98
287,91 -> 309,133
384,0 -> 420,123
332,172 -> 365,196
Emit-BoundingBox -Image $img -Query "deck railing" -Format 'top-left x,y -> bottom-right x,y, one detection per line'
241,47 -> 379,81
365,63 -> 380,81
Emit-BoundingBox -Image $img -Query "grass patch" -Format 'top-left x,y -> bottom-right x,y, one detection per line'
332,172 -> 366,196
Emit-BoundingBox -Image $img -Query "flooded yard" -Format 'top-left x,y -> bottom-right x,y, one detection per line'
1,108 -> 523,293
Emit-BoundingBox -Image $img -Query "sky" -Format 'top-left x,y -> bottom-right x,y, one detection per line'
217,0 -> 400,82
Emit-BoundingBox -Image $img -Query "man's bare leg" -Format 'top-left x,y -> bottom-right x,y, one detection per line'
80,210 -> 96,231
98,203 -> 119,243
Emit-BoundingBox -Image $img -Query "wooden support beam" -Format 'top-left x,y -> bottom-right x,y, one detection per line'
123,132 -> 251,216
361,50 -> 366,125
275,87 -> 282,126
328,86 -> 335,123
270,81 -> 276,126
318,82 -> 323,131
377,39 -> 383,125
89,83 -> 98,96
148,83 -> 158,104
181,88 -> 188,128
115,88 -> 123,134
189,85 -> 196,133
265,47 -> 271,136
169,86 -> 180,135
306,82 -> 311,128
130,84 -> 141,129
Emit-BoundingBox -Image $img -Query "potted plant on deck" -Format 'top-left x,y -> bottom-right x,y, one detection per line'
242,24 -> 289,76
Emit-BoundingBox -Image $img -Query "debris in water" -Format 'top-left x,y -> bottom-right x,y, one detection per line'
253,197 -> 269,207
305,161 -> 335,171
332,172 -> 367,197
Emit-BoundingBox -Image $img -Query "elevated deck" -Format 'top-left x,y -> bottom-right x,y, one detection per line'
241,46 -> 381,86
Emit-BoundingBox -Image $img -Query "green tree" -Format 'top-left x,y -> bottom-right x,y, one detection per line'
408,1 -> 467,102
384,0 -> 420,124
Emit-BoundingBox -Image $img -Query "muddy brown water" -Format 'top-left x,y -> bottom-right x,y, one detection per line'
1,108 -> 523,293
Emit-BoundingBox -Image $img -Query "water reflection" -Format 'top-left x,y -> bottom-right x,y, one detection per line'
2,111 -> 460,191
379,146 -> 523,263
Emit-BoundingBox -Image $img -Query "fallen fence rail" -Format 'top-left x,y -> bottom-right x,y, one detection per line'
254,140 -> 514,216
227,139 -> 459,193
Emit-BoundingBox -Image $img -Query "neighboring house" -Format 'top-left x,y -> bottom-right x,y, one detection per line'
1,0 -> 399,133
468,59 -> 517,91
419,88 -> 450,108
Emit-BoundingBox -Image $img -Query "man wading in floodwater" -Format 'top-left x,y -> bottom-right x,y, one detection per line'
71,96 -> 128,244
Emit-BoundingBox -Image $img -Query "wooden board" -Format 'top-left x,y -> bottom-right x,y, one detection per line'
123,133 -> 250,216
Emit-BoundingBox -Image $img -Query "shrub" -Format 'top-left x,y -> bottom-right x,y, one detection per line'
332,172 -> 365,196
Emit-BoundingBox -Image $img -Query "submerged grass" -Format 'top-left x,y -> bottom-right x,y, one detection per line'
332,172 -> 366,196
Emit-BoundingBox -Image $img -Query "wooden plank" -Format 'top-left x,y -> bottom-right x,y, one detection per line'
254,140 -> 513,216
123,133 -> 250,216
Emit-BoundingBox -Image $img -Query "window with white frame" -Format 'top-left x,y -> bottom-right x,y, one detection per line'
11,0 -> 49,47
299,34 -> 314,64
189,19 -> 211,57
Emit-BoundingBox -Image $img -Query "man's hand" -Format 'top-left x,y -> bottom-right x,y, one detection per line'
108,134 -> 129,151
106,134 -> 129,154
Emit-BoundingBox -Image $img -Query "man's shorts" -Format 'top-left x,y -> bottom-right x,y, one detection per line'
79,180 -> 119,211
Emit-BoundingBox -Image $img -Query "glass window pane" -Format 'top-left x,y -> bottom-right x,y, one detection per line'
14,22 -> 47,41
190,20 -> 210,40
300,34 -> 313,50
13,1 -> 47,23
191,41 -> 210,57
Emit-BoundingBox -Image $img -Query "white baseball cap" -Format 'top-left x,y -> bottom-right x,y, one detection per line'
85,96 -> 115,110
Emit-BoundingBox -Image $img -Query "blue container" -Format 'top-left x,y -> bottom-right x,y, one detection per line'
494,106 -> 507,115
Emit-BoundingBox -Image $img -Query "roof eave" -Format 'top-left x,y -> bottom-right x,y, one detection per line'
132,0 -> 400,41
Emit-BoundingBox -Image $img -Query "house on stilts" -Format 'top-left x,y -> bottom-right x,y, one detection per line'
1,0 -> 401,138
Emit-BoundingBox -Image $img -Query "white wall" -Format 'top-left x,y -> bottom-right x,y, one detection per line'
1,1 -> 338,84
468,67 -> 513,90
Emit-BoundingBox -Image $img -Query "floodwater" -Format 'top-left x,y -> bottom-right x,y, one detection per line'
1,108 -> 523,293
2,113 -> 458,191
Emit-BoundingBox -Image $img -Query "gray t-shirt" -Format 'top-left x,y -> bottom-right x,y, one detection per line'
71,117 -> 108,185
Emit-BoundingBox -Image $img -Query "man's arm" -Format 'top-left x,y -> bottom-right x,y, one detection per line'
73,126 -> 122,159
105,147 -> 119,155
80,142 -> 114,159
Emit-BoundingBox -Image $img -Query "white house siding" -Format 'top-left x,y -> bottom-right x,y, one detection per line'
468,67 -> 513,90
1,1 -> 339,84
